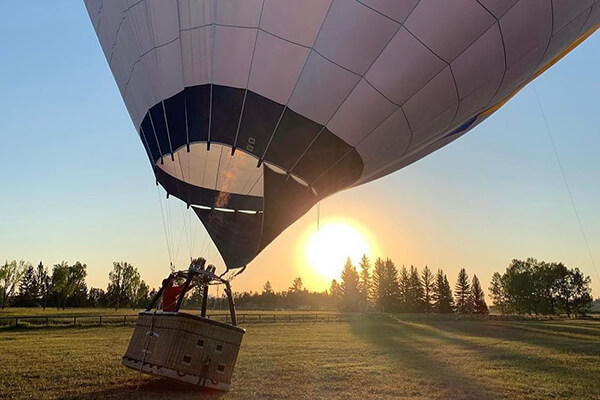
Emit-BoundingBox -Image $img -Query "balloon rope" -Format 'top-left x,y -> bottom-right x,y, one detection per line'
156,186 -> 173,266
173,202 -> 189,265
165,192 -> 175,267
533,84 -> 599,283
317,202 -> 320,231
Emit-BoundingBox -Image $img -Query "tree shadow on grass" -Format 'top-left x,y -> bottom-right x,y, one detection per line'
59,377 -> 226,400
390,318 -> 600,398
348,317 -> 503,399
415,318 -> 600,357
487,321 -> 600,343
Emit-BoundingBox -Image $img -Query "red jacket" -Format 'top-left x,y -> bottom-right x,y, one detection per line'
162,285 -> 184,312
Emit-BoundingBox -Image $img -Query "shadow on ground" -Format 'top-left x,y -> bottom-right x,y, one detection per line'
58,377 -> 225,400
348,316 -> 503,399
348,315 -> 600,400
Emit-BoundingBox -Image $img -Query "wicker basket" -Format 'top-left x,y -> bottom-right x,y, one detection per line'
122,311 -> 245,390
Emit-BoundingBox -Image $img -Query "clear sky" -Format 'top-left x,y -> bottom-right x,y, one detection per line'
1,2 -> 599,298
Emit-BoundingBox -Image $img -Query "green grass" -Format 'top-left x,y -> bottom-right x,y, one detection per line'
1,316 -> 599,399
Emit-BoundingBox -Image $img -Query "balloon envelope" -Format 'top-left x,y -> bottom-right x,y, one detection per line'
85,0 -> 600,268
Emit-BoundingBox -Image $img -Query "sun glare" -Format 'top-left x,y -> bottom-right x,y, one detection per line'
304,221 -> 371,286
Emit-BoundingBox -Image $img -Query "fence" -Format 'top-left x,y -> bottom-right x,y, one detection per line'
0,312 -> 350,329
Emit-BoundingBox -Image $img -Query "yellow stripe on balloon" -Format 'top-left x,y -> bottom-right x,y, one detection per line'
480,23 -> 600,118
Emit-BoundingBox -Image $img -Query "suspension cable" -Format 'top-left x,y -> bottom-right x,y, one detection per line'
317,201 -> 321,231
533,84 -> 599,283
156,186 -> 173,266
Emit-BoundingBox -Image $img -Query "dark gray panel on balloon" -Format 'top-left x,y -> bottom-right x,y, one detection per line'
263,108 -> 322,170
210,85 -> 244,146
236,91 -> 285,157
163,91 -> 187,152
291,130 -> 355,184
149,103 -> 171,156
313,149 -> 363,198
185,85 -> 210,143
141,114 -> 161,162
258,166 -> 318,253
194,207 -> 263,269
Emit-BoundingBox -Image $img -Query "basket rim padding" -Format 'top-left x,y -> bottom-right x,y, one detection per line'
138,310 -> 246,334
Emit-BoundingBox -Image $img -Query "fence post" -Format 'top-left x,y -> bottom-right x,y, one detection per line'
123,315 -> 126,325
15,317 -> 18,327
99,316 -> 102,325
315,313 -> 318,322
258,314 -> 261,323
45,317 -> 49,327
288,314 -> 291,323
73,316 -> 77,326
273,314 -> 276,322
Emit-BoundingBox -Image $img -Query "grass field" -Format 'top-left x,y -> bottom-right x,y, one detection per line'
1,316 -> 599,400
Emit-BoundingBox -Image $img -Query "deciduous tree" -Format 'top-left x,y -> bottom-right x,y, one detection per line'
107,261 -> 139,310
1,260 -> 27,309
488,272 -> 506,314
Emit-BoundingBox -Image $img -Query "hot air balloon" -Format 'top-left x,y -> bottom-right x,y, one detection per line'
85,0 -> 600,390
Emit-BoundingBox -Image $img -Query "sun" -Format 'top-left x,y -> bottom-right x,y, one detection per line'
304,220 -> 371,285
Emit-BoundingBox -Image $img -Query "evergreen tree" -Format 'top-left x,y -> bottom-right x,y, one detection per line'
432,269 -> 442,312
442,275 -> 454,312
329,279 -> 341,302
488,272 -> 506,314
433,269 -> 454,313
262,281 -> 274,295
370,258 -> 385,311
455,268 -> 471,313
358,255 -> 371,305
382,258 -> 400,312
288,277 -> 303,293
36,262 -> 52,310
406,265 -> 424,312
421,266 -> 434,313
471,275 -> 488,314
398,265 -> 409,312
339,258 -> 360,311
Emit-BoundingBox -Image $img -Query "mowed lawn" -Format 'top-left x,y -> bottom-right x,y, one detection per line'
1,316 -> 599,400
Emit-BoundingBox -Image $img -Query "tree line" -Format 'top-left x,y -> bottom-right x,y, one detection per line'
0,260 -> 154,310
1,256 -> 593,315
329,256 -> 488,314
488,258 -> 593,317
0,259 -> 332,311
